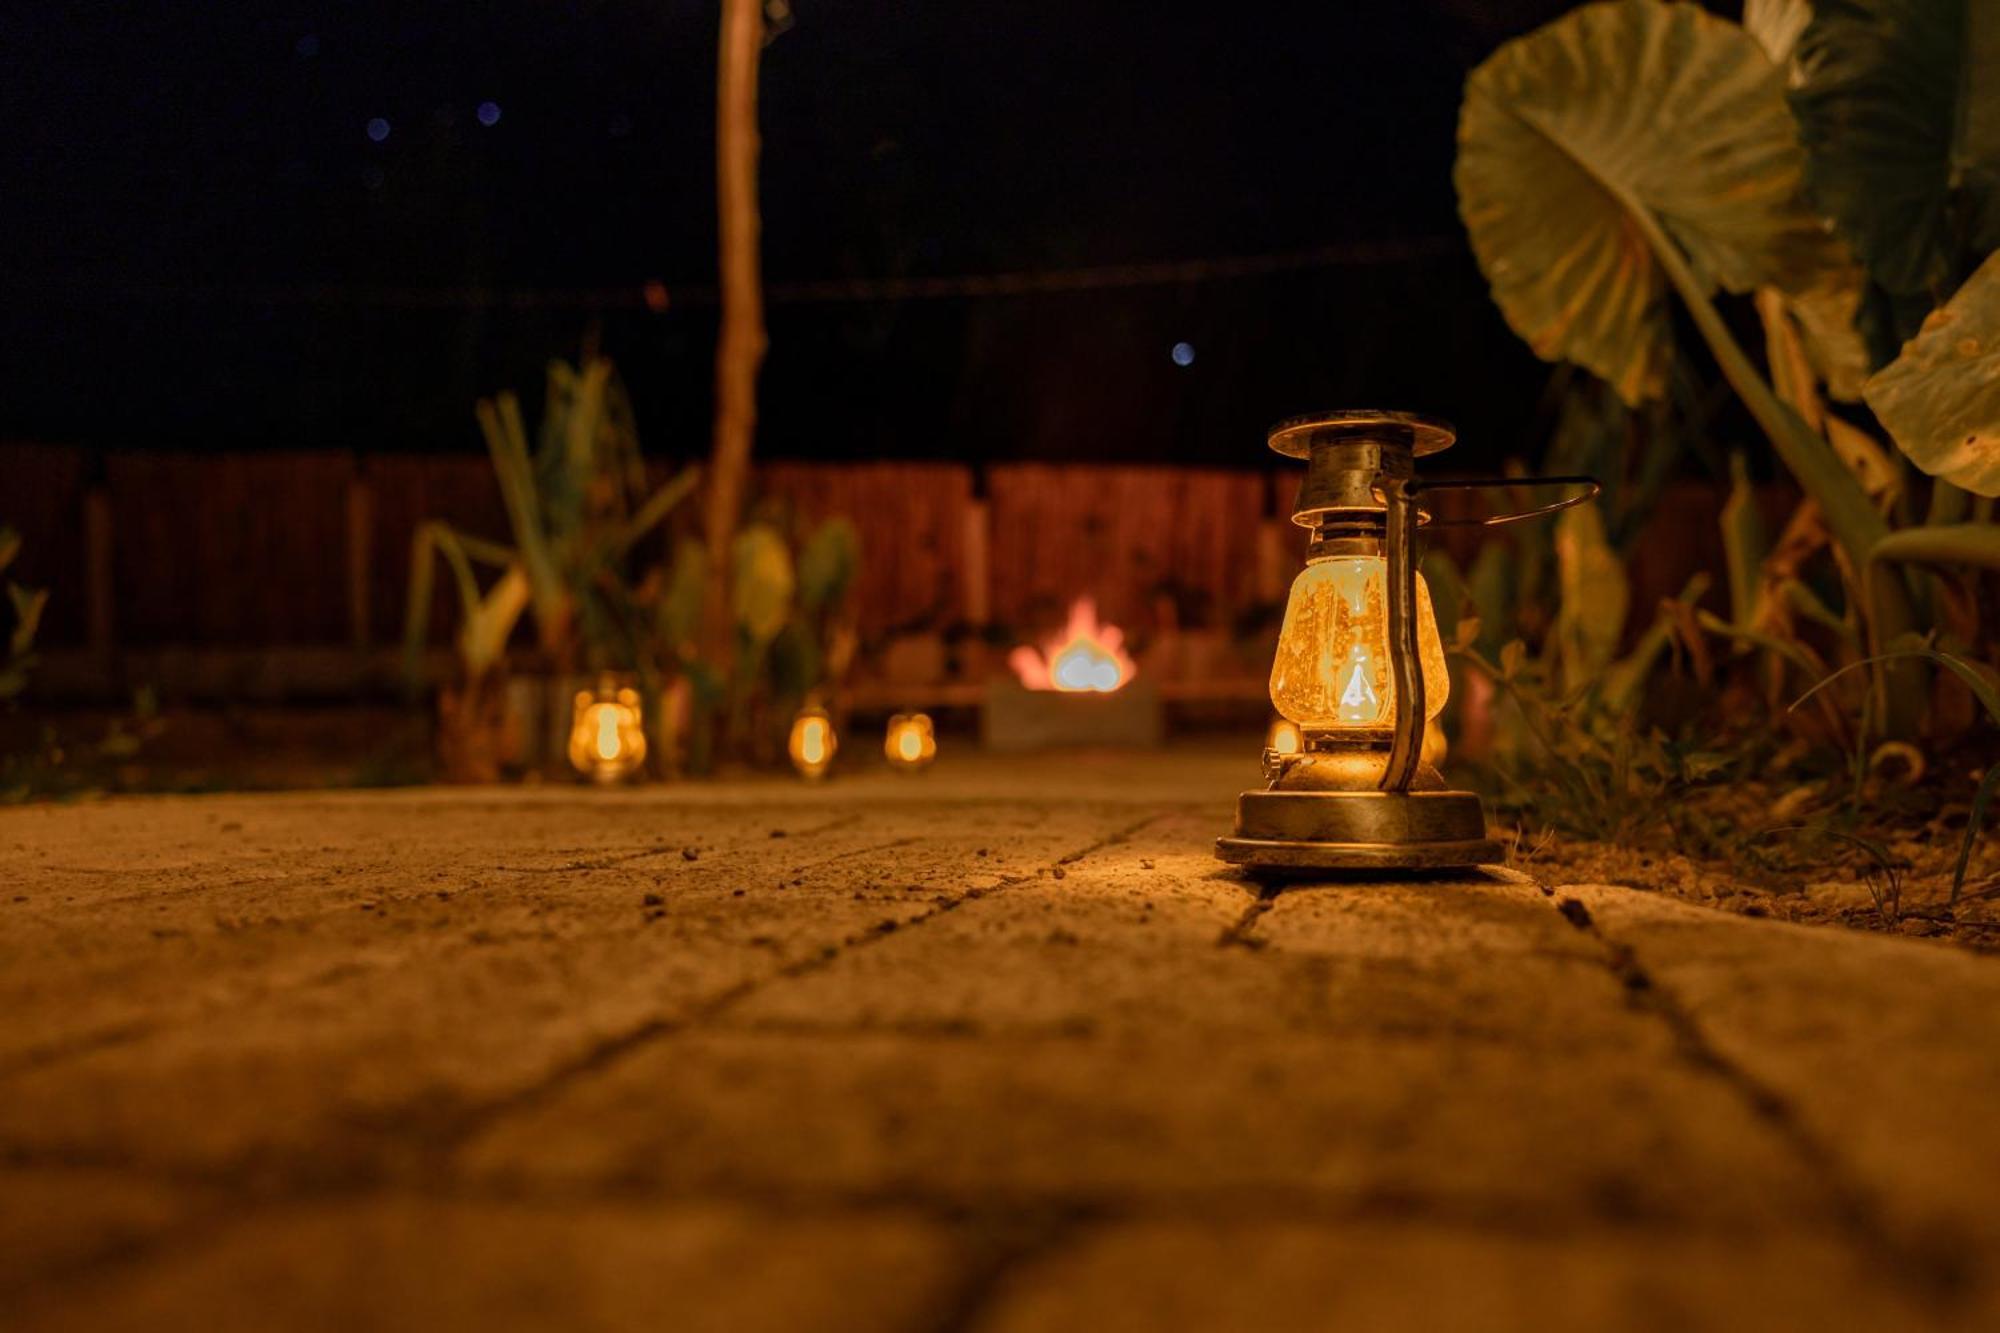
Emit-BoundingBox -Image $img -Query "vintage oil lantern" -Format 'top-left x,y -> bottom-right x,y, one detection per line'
567,674 -> 648,784
1216,410 -> 1595,872
883,712 -> 938,771
789,699 -> 838,780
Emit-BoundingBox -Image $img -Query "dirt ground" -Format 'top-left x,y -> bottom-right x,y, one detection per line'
6,746 -> 2000,1331
1515,790 -> 2000,950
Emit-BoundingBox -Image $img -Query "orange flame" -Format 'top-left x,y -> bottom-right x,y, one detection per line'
1008,597 -> 1137,693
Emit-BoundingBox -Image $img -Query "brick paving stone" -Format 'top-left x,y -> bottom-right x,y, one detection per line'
3,752 -> 1997,1330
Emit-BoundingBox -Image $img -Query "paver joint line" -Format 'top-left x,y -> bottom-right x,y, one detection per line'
1541,887 -> 1971,1308
1215,886 -> 1278,949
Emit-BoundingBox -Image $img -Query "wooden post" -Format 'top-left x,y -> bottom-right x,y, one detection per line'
962,498 -> 990,626
346,474 -> 373,653
84,487 -> 115,662
698,0 -> 768,676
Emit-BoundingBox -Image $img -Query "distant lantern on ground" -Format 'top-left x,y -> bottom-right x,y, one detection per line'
884,712 -> 937,771
1216,411 -> 1596,873
789,701 -> 837,780
568,675 -> 647,783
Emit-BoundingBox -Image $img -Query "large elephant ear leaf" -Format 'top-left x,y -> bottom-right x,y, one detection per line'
1745,0 -> 1813,68
1456,0 -> 1837,406
1864,248 -> 2000,496
1789,0 -> 2000,317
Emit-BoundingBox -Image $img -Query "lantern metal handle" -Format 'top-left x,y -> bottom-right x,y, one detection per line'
1404,475 -> 1601,527
1377,472 -> 1599,795
1381,476 -> 1425,794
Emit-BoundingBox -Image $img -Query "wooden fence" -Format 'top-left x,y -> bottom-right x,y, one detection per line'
3,444 -> 1297,643
2,442 -> 1761,698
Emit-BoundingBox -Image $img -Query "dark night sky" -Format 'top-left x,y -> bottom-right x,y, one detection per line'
0,1 -> 1621,470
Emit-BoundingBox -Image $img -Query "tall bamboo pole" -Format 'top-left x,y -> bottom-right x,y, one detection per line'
700,0 -> 767,679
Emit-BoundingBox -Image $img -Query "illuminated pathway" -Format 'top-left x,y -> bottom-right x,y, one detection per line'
3,749 -> 1998,1330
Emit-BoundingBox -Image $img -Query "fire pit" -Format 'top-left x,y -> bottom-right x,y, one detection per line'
982,598 -> 1164,751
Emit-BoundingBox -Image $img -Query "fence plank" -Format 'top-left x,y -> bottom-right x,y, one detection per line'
757,462 -> 972,637
988,464 -> 1268,639
105,452 -> 354,645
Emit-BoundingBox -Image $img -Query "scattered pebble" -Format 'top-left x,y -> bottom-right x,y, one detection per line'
976,848 -> 989,857
682,847 -> 699,861
875,918 -> 898,934
769,829 -> 787,838
1052,867 -> 1066,880
732,888 -> 746,898
1139,859 -> 1155,870
642,893 -> 663,908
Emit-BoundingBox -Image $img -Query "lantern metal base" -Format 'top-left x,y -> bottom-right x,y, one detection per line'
1215,789 -> 1503,875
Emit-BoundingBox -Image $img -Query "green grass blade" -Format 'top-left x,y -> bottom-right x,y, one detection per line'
1952,764 -> 2000,908
1695,609 -> 1830,686
1792,646 -> 2000,725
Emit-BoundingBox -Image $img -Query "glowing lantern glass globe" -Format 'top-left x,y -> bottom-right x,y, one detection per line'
789,702 -> 837,780
1269,556 -> 1448,732
568,676 -> 647,783
1217,411 -> 1595,874
884,712 -> 937,771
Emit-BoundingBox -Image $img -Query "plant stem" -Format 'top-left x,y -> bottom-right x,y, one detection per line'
1620,198 -> 1922,733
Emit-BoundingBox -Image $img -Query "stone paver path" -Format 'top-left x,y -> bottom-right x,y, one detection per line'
5,749 -> 2000,1331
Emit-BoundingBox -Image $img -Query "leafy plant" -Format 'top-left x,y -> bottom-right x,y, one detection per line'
402,355 -> 700,780
1781,0 -> 2000,353
404,357 -> 701,685
0,526 -> 48,702
1456,0 -> 2000,756
699,513 -> 860,767
1453,619 -> 1735,847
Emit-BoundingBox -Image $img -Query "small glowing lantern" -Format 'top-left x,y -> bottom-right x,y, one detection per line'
789,701 -> 837,780
884,712 -> 937,771
568,675 -> 647,783
1217,411 -> 1594,872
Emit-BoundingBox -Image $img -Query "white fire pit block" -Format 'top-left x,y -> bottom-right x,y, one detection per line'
981,676 -> 1165,751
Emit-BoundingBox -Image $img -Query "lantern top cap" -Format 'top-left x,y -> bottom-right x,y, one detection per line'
1268,410 -> 1456,460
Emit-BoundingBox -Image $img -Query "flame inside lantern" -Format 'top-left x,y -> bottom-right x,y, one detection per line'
1008,597 -> 1137,693
567,680 -> 647,783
